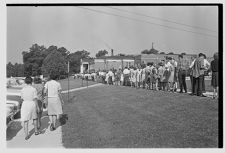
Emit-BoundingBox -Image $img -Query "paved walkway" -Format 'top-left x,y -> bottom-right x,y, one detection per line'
7,114 -> 64,148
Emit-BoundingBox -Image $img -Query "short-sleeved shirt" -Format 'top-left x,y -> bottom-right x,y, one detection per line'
123,69 -> 130,75
21,85 -> 38,101
44,80 -> 62,98
33,83 -> 44,100
211,59 -> 218,72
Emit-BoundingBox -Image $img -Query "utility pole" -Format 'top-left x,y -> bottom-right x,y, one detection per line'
67,60 -> 70,103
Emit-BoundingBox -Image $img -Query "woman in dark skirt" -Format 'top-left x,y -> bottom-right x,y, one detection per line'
210,52 -> 218,99
33,77 -> 44,131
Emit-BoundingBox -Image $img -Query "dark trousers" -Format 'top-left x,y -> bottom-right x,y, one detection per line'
178,70 -> 187,92
202,75 -> 206,93
192,75 -> 203,96
124,75 -> 129,86
190,75 -> 196,94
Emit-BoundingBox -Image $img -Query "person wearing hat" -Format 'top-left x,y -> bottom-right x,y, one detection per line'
189,53 -> 206,97
201,54 -> 210,93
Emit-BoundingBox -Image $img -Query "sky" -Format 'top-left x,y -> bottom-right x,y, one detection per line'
7,5 -> 218,64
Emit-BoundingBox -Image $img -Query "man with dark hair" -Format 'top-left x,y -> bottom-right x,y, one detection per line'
177,54 -> 187,93
189,53 -> 206,97
123,67 -> 130,86
201,54 -> 210,93
49,73 -> 58,80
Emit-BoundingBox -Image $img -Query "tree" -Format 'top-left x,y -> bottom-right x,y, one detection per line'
181,52 -> 186,55
22,44 -> 71,76
96,50 -> 108,58
41,50 -> 67,78
7,62 -> 25,77
6,62 -> 15,77
58,47 -> 70,58
168,52 -> 174,55
160,52 -> 165,54
22,44 -> 47,76
141,49 -> 149,54
149,48 -> 159,54
141,48 -> 159,54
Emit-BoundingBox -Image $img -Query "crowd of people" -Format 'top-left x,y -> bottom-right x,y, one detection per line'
80,52 -> 218,99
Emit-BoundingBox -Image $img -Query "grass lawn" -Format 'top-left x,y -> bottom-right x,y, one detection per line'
58,77 -> 98,91
61,84 -> 218,148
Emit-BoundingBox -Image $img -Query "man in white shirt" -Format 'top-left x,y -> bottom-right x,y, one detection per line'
123,67 -> 130,86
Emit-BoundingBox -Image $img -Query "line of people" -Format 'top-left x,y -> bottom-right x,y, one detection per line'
94,52 -> 218,99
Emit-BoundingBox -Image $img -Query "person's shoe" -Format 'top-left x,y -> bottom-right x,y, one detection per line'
179,91 -> 183,93
35,131 -> 40,135
25,135 -> 30,140
50,124 -> 54,131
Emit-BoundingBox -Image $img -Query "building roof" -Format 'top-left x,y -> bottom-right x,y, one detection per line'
96,55 -> 135,60
81,58 -> 94,64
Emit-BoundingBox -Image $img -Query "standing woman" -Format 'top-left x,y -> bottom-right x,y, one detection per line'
20,76 -> 40,140
168,60 -> 175,92
136,66 -> 142,88
33,77 -> 44,131
44,73 -> 64,131
210,52 -> 219,99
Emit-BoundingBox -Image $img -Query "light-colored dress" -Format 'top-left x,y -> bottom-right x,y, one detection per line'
137,69 -> 142,83
141,68 -> 146,82
20,85 -> 38,121
168,64 -> 175,83
44,80 -> 63,116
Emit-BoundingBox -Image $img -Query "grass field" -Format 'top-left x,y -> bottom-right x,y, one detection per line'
59,77 -> 98,91
61,84 -> 218,148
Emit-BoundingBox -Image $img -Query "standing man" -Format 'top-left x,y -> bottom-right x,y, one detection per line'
189,57 -> 196,94
189,53 -> 206,97
177,55 -> 187,93
202,54 -> 210,93
123,67 -> 130,86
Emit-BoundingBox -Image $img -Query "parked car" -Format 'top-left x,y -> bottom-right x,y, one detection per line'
6,92 -> 22,128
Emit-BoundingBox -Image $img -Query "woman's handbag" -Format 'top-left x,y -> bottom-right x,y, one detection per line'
59,113 -> 68,125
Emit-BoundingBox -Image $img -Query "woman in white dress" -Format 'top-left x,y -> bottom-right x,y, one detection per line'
20,76 -> 40,140
136,67 -> 142,88
44,73 -> 63,131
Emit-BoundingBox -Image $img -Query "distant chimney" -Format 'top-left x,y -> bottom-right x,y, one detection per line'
111,49 -> 114,56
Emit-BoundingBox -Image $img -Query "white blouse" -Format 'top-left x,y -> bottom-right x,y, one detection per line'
21,85 -> 37,101
44,80 -> 62,98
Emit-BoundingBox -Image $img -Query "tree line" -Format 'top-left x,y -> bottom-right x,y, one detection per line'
7,44 -> 91,78
141,48 -> 186,55
7,43 -> 187,78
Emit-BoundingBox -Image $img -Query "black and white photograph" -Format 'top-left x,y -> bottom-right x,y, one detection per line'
1,0 -> 223,150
